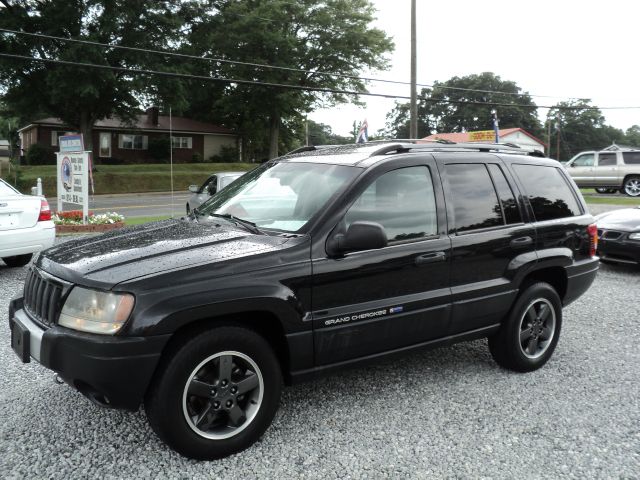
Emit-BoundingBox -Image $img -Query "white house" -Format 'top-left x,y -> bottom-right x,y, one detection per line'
421,128 -> 546,153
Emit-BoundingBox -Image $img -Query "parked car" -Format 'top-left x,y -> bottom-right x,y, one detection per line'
186,171 -> 245,214
564,149 -> 640,196
9,142 -> 599,460
595,206 -> 640,265
0,179 -> 55,267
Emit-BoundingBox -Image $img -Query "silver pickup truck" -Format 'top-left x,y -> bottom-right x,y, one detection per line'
564,149 -> 640,197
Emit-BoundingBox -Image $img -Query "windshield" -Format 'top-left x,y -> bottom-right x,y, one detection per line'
197,162 -> 359,232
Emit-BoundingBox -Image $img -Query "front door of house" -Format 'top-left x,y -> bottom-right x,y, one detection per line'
99,132 -> 111,158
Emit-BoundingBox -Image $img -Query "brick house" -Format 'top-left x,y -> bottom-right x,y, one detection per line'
17,108 -> 239,163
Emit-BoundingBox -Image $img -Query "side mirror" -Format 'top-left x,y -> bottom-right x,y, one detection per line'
330,221 -> 388,254
188,185 -> 199,193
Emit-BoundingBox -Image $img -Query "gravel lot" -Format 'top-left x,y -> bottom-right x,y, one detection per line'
1,246 -> 638,479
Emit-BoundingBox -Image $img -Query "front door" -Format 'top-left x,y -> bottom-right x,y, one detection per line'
567,152 -> 595,186
311,160 -> 451,366
99,132 -> 111,158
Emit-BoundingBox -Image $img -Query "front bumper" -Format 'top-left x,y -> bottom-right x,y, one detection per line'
597,237 -> 640,265
9,297 -> 171,411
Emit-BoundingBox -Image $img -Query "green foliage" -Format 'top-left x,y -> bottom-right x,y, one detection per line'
623,125 -> 640,147
184,0 -> 394,158
209,146 -> 240,163
191,152 -> 203,163
0,1 -> 189,151
25,144 -> 54,165
148,137 -> 170,162
385,72 -> 542,139
546,100 -> 625,161
306,120 -> 352,146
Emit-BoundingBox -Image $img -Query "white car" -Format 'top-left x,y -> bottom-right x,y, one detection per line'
186,171 -> 245,214
0,179 -> 55,268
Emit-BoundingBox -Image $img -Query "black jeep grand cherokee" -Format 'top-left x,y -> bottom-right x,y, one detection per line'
9,142 -> 599,459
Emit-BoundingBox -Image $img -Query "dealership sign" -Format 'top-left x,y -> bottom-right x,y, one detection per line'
468,130 -> 497,142
56,135 -> 89,223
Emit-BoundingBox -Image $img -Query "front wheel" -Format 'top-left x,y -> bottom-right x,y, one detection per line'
145,325 -> 282,459
489,282 -> 562,372
2,254 -> 33,268
623,176 -> 640,197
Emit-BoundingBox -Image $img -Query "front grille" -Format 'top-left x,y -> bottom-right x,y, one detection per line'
23,268 -> 66,327
602,230 -> 624,240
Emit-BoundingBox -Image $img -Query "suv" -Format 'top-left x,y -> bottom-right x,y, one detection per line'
564,148 -> 640,196
186,171 -> 245,214
8,142 -> 599,460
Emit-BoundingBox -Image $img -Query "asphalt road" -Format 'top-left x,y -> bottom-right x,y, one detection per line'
0,246 -> 638,478
47,192 -> 192,218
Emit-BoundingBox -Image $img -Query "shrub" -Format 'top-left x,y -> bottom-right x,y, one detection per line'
148,137 -> 170,162
53,210 -> 124,225
192,152 -> 203,163
26,144 -> 55,165
209,145 -> 239,163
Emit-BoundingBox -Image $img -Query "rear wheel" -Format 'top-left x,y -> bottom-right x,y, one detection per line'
595,187 -> 617,194
2,254 -> 33,268
145,325 -> 282,460
489,282 -> 562,372
623,176 -> 640,197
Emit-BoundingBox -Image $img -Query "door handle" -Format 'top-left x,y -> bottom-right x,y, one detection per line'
510,236 -> 533,248
415,251 -> 446,265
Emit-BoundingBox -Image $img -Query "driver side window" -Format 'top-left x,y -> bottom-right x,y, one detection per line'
202,176 -> 217,195
345,166 -> 437,242
572,154 -> 595,167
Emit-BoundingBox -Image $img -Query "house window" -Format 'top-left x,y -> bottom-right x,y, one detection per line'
51,131 -> 68,146
171,136 -> 193,149
119,134 -> 148,150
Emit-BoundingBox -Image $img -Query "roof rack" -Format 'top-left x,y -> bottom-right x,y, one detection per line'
367,141 -> 546,158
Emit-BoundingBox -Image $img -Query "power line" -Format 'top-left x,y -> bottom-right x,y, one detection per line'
3,52 -> 640,111
0,27 -> 582,101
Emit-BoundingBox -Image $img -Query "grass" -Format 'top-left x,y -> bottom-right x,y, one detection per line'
583,196 -> 640,206
1,162 -> 257,195
124,215 -> 171,226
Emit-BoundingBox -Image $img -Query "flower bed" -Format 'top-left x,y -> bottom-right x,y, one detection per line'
53,210 -> 126,234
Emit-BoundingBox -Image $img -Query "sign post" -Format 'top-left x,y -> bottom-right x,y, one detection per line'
56,134 -> 90,224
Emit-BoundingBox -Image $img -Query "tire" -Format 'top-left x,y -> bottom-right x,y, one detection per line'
595,188 -> 616,194
145,325 -> 282,460
488,282 -> 562,372
623,176 -> 640,197
2,254 -> 33,268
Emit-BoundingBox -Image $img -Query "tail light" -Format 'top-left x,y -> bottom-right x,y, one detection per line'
587,223 -> 598,257
38,199 -> 52,222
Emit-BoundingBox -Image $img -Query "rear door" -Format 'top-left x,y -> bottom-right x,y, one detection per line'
311,157 -> 451,365
593,152 -> 619,187
435,155 -> 536,335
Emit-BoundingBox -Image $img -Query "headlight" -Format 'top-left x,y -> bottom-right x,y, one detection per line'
58,286 -> 135,335
629,232 -> 640,241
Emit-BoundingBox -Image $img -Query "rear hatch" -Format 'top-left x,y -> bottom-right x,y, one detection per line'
0,195 -> 42,231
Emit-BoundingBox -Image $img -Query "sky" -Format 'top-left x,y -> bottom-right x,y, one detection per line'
309,0 -> 640,138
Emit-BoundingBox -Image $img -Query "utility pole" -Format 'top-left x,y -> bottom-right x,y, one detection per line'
305,116 -> 309,146
409,0 -> 417,140
556,112 -> 561,161
547,113 -> 552,158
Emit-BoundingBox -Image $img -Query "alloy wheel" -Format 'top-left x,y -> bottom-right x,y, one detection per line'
624,178 -> 640,197
518,298 -> 556,359
182,351 -> 264,440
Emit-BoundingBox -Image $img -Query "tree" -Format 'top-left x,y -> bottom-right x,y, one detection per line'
0,0 -> 186,153
385,72 -> 542,139
185,0 -> 394,159
306,120 -> 351,146
624,125 -> 640,147
546,100 -> 625,160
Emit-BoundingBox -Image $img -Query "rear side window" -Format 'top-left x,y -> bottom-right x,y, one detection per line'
345,166 -> 437,242
513,164 -> 582,221
487,164 -> 522,224
622,152 -> 640,164
598,153 -> 617,166
445,163 -> 503,233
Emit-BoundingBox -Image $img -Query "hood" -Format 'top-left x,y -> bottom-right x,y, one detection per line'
595,207 -> 640,231
37,219 -> 290,287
